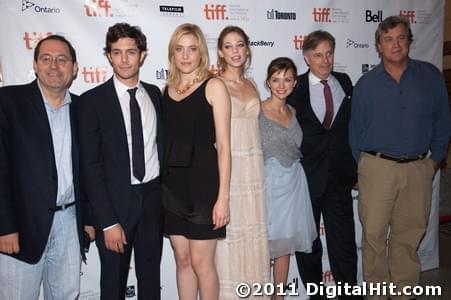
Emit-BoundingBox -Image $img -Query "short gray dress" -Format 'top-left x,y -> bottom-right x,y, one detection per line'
259,105 -> 317,259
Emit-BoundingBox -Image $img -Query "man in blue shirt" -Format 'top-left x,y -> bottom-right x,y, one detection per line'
350,16 -> 449,299
0,35 -> 94,299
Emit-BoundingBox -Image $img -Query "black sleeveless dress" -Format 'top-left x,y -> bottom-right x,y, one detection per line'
162,78 -> 226,239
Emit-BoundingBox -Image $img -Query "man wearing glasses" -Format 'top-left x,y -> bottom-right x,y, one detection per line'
0,35 -> 94,299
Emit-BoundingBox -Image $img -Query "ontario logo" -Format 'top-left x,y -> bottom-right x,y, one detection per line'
346,38 -> 369,49
22,0 -> 61,13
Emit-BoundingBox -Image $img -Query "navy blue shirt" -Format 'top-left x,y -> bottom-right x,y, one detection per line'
349,58 -> 450,162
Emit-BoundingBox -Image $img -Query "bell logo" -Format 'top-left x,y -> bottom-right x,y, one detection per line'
22,0 -> 35,11
204,4 -> 228,20
84,0 -> 112,17
312,7 -> 331,22
293,35 -> 305,50
23,32 -> 53,50
82,66 -> 109,84
365,10 -> 383,22
400,10 -> 416,23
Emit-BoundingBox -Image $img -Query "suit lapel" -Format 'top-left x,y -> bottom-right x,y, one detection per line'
29,80 -> 52,127
329,72 -> 351,129
103,78 -> 130,163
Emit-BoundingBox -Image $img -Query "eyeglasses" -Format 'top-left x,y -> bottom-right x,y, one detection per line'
38,55 -> 72,66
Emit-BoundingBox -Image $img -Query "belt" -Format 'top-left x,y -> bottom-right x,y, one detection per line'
366,151 -> 427,163
50,201 -> 76,212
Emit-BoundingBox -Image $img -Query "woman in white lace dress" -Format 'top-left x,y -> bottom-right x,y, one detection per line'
215,25 -> 270,300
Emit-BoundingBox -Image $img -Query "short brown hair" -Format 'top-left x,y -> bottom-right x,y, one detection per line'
265,57 -> 297,88
375,15 -> 413,49
302,30 -> 335,54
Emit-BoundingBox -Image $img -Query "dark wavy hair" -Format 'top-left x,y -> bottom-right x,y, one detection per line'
104,23 -> 147,54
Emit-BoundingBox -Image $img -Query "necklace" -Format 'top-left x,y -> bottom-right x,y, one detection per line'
175,76 -> 201,95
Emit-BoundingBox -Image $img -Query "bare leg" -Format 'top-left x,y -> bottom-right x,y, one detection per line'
170,235 -> 198,300
273,255 -> 289,300
191,239 -> 219,300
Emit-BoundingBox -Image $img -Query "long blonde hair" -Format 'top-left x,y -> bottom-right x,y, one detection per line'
167,23 -> 211,87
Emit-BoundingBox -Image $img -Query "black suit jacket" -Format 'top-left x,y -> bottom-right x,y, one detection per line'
0,80 -> 87,263
77,77 -> 163,230
288,71 -> 357,198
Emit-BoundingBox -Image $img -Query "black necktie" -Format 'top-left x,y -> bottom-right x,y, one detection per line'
128,88 -> 145,182
320,80 -> 333,129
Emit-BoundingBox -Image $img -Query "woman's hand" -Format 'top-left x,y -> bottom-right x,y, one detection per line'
212,197 -> 230,230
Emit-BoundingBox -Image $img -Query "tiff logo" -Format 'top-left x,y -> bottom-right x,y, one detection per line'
312,7 -> 331,22
293,35 -> 305,50
23,32 -> 53,50
365,10 -> 383,22
82,66 -> 109,84
399,10 -> 416,23
85,0 -> 112,17
323,270 -> 334,283
204,4 -> 228,20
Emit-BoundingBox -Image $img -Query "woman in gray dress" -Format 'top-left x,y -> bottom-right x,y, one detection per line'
259,57 -> 317,299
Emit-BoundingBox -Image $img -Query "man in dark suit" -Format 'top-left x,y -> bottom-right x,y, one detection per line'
0,35 -> 94,299
78,23 -> 163,299
288,30 -> 359,299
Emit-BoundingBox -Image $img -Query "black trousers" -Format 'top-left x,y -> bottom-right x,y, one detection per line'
295,184 -> 361,300
96,178 -> 162,300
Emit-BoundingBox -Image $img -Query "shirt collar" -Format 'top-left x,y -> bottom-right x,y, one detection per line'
308,71 -> 331,85
37,80 -> 72,108
113,75 -> 142,98
376,57 -> 413,77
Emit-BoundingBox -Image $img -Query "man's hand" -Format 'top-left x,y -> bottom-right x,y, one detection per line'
84,225 -> 96,241
0,232 -> 20,254
103,224 -> 127,253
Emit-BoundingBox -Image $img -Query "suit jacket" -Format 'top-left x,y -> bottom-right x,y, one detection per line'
77,77 -> 163,230
0,80 -> 87,263
288,71 -> 357,198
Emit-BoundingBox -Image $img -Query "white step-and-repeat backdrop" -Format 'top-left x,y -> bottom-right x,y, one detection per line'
0,0 -> 443,299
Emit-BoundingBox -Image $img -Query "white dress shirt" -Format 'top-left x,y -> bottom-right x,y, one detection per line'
113,76 -> 159,185
308,72 -> 346,125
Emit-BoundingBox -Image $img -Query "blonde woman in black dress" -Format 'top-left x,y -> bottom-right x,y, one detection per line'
161,23 -> 231,300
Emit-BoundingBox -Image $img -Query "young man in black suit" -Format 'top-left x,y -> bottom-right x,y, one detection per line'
78,23 -> 163,299
288,30 -> 360,300
0,35 -> 94,299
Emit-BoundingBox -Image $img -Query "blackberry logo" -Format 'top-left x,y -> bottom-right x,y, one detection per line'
22,0 -> 35,11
